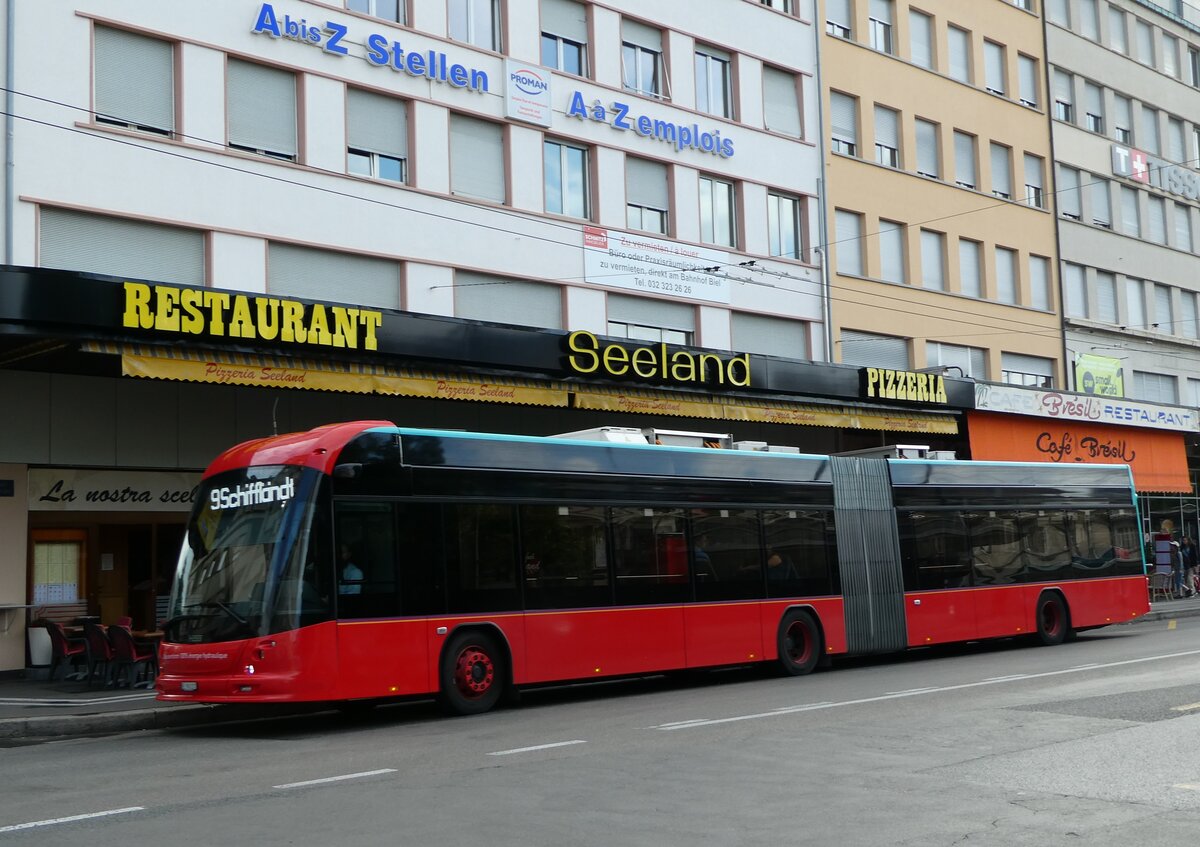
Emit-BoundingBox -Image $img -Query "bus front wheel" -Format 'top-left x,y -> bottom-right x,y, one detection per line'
439,629 -> 507,716
777,610 -> 821,676
1034,593 -> 1069,646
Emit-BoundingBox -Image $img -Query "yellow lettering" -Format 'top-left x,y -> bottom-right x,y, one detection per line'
204,291 -> 231,336
917,373 -> 928,403
308,304 -> 332,346
905,372 -> 916,401
331,307 -> 357,349
153,286 -> 181,332
935,376 -> 948,404
256,298 -> 280,341
670,351 -> 697,382
698,353 -> 724,384
122,282 -> 154,329
360,311 -> 382,351
603,344 -> 630,375
280,300 -> 306,343
866,367 -> 880,398
567,330 -> 600,374
631,346 -> 657,378
727,354 -> 751,387
180,289 -> 205,334
228,295 -> 256,339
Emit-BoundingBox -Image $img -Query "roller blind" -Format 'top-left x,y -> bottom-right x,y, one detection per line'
879,221 -> 905,283
835,210 -> 863,275
1084,82 -> 1103,117
928,342 -> 985,378
1121,186 -> 1140,235
450,115 -> 505,202
1091,177 -> 1111,226
875,106 -> 898,148
1148,196 -> 1167,243
1052,69 -> 1072,103
840,330 -> 909,369
1064,263 -> 1086,317
920,230 -> 945,290
1058,166 -> 1081,217
626,157 -> 668,209
227,59 -> 296,157
763,67 -> 802,137
622,18 -> 661,51
268,243 -> 400,309
916,119 -> 938,177
909,11 -> 932,68
1018,54 -> 1038,105
1024,153 -> 1043,190
609,293 -> 694,330
541,0 -> 587,42
1002,353 -> 1052,377
731,313 -> 807,358
959,240 -> 981,297
40,208 -> 204,286
948,27 -> 970,82
1175,204 -> 1193,251
1127,278 -> 1146,327
996,247 -> 1017,304
984,41 -> 1005,93
827,0 -> 850,28
991,144 -> 1011,196
869,0 -> 892,24
954,131 -> 976,187
456,272 -> 562,328
830,92 -> 856,143
1095,272 -> 1117,322
94,26 -> 174,132
1155,284 -> 1172,326
1030,255 -> 1051,310
1169,118 -> 1185,162
347,89 -> 408,159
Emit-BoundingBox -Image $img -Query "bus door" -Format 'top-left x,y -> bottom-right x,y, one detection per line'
685,509 -> 766,667
896,510 -> 978,647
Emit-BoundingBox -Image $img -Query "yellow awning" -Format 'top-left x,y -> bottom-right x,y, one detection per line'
87,343 -> 569,408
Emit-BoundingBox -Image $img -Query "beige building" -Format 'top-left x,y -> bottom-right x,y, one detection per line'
820,0 -> 1063,388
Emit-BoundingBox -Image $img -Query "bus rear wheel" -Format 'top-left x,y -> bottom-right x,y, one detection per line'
777,610 -> 821,676
1034,593 -> 1069,646
439,630 -> 507,716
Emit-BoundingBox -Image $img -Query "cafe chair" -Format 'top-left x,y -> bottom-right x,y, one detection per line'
1149,565 -> 1175,603
115,615 -> 133,629
82,622 -> 115,687
108,624 -> 158,689
45,622 -> 87,681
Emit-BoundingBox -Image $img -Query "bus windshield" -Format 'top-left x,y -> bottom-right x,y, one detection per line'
166,465 -> 333,644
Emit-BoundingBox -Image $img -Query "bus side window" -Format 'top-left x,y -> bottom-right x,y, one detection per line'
334,500 -> 399,619
444,503 -> 517,614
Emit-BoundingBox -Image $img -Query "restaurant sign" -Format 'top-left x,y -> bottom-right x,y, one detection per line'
860,368 -> 949,405
974,383 -> 1199,433
28,469 -> 201,512
564,331 -> 750,387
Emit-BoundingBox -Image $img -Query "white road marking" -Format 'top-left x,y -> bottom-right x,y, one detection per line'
654,719 -> 712,728
273,768 -> 397,789
984,674 -> 1031,682
1068,664 -> 1100,671
0,807 -> 144,833
488,740 -> 587,756
885,687 -> 938,695
772,702 -> 831,711
0,693 -> 156,707
1170,702 -> 1200,712
656,648 -> 1200,731
1173,783 -> 1200,792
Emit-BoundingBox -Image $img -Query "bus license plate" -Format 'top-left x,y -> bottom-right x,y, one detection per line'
181,682 -> 198,692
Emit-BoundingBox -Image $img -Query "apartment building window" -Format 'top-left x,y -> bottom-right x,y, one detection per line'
1120,186 -> 1140,237
1063,263 -> 1086,318
1163,34 -> 1179,77
608,294 -> 693,345
227,59 -> 296,161
1010,0 -> 1034,11
874,106 -> 899,167
1184,292 -> 1200,339
622,20 -> 666,98
759,0 -> 796,13
1002,353 -> 1053,388
879,220 -> 906,283
990,143 -> 1012,199
1079,0 -> 1099,39
1083,82 -> 1104,133
450,115 -> 505,203
1194,127 -> 1200,171
40,208 -> 204,287
347,88 -> 407,183
456,272 -> 562,329
1052,69 -> 1073,122
700,176 -> 736,247
927,342 -> 985,379
920,230 -> 945,290
1092,176 -> 1112,227
1047,0 -> 1068,27
768,192 -> 805,260
541,0 -> 588,75
732,312 -> 808,358
1135,19 -> 1154,66
948,26 -> 972,83
94,26 -> 174,136
450,0 -> 500,50
347,0 -> 402,23
1024,153 -> 1044,208
868,0 -> 894,54
984,41 -> 1006,95
1095,271 -> 1117,322
1057,166 -> 1081,219
1018,54 -> 1039,107
269,243 -> 400,309
953,131 -> 976,189
996,247 -> 1018,305
626,157 -> 669,234
915,119 -> 939,178
959,239 -> 982,297
544,140 -> 589,218
1191,47 -> 1200,87
763,67 -> 802,137
1142,106 -> 1160,154
1110,8 -> 1128,52
840,330 -> 909,369
1175,203 -> 1193,252
1154,284 -> 1173,332
695,45 -> 733,118
1168,117 -> 1186,164
909,10 -> 933,69
830,92 -> 858,155
1113,95 -> 1132,143
1147,196 -> 1167,244
826,0 -> 851,38
1133,371 -> 1177,404
1030,255 -> 1051,310
1127,277 -> 1146,328
835,210 -> 864,276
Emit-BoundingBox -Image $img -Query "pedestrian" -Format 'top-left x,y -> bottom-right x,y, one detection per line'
1180,536 -> 1198,598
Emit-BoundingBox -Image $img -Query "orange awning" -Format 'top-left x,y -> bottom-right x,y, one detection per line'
968,411 -> 1190,493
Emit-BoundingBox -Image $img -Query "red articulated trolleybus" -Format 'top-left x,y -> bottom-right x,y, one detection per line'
158,421 -> 1150,715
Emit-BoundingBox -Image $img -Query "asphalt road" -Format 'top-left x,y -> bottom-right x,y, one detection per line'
4,617 -> 1200,846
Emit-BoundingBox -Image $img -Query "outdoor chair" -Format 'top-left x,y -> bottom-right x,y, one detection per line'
45,622 -> 87,681
108,624 -> 157,689
82,622 -> 115,687
1149,565 -> 1175,603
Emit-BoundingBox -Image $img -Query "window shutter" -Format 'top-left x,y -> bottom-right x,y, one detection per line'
1183,291 -> 1199,339
1175,204 -> 1193,251
869,0 -> 892,24
835,210 -> 863,275
1018,55 -> 1038,104
1169,118 -> 1186,162
1002,353 -> 1052,377
1058,166 -> 1081,217
875,106 -> 898,149
1127,278 -> 1146,327
1064,263 -> 1086,317
731,313 -> 807,358
450,116 -> 505,202
909,12 -> 932,68
609,293 -> 695,330
40,208 -> 204,286
1095,272 -> 1117,322
984,42 -> 1005,92
94,26 -> 174,132
622,19 -> 661,51
920,230 -> 944,290
456,272 -> 562,328
227,59 -> 296,157
763,67 -> 802,137
541,0 -> 587,43
1091,177 -> 1112,225
1155,284 -> 1172,326
1148,197 -> 1167,243
996,247 -> 1017,304
916,119 -> 938,176
1121,186 -> 1140,234
826,0 -> 850,28
991,144 -> 1011,195
948,27 -> 970,81
268,243 -> 400,309
347,89 -> 408,159
879,221 -> 905,283
830,93 -> 857,143
626,157 -> 668,210
1030,255 -> 1051,310
1052,69 -> 1072,104
840,330 -> 909,369
1084,82 -> 1103,117
954,132 -> 976,187
959,240 -> 981,298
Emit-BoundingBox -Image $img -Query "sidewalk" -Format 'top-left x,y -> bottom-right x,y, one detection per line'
3,596 -> 1199,741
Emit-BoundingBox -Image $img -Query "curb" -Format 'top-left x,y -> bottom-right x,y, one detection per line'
0,702 -> 329,741
1138,603 -> 1200,623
